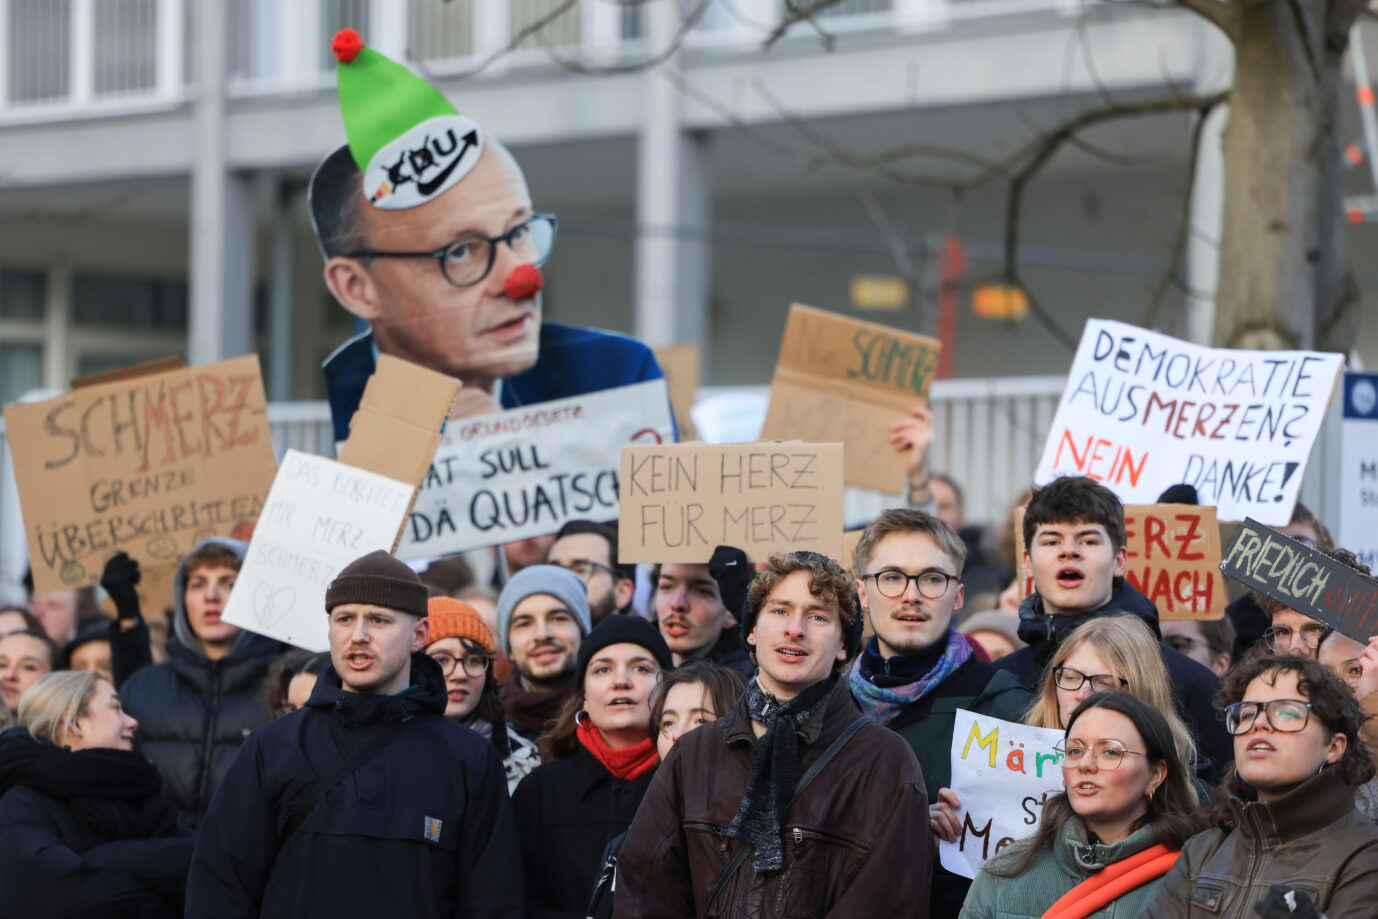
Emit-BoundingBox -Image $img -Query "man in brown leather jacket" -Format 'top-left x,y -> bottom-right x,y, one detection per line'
613,550 -> 931,918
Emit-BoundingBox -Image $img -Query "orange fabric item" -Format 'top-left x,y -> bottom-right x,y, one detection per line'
1041,843 -> 1179,919
427,597 -> 495,653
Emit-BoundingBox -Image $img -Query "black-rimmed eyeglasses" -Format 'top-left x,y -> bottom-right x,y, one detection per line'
862,568 -> 958,599
1223,699 -> 1315,735
428,651 -> 491,678
345,213 -> 557,288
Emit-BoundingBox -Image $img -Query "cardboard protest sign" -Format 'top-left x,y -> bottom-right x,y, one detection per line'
760,304 -> 940,494
1014,504 -> 1224,620
399,380 -> 675,558
4,355 -> 276,594
223,355 -> 460,650
940,710 -> 1065,879
1034,319 -> 1343,525
618,442 -> 844,563
1220,518 -> 1378,642
222,451 -> 416,651
655,344 -> 699,441
1338,372 -> 1378,573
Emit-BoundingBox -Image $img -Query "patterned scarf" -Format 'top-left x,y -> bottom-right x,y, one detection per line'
725,676 -> 835,873
848,629 -> 972,726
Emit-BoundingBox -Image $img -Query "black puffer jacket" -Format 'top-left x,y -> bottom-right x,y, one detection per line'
186,654 -> 523,919
118,539 -> 280,826
0,727 -> 193,918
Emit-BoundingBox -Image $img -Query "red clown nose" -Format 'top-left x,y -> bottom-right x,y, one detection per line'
504,264 -> 544,301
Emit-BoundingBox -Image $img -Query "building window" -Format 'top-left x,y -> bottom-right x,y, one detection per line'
0,271 -> 45,320
8,0 -> 71,105
0,343 -> 43,405
94,0 -> 159,97
72,274 -> 188,329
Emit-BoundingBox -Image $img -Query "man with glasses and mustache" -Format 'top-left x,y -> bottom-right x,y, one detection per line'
849,508 -> 1031,915
309,30 -> 667,441
545,521 -> 636,625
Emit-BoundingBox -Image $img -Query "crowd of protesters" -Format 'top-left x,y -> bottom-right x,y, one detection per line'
3,454 -> 1378,918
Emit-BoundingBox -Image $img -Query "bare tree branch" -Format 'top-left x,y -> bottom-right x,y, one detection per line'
764,0 -> 848,49
546,0 -> 716,76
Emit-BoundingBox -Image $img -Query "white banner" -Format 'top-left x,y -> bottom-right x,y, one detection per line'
1034,319 -> 1343,525
223,450 -> 416,651
939,710 -> 1066,880
1339,372 -> 1378,573
399,380 -> 675,558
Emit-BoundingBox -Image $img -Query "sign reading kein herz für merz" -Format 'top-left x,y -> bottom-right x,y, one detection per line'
1219,518 -> 1378,642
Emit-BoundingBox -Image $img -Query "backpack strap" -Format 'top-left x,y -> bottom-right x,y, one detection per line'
702,716 -> 869,915
276,722 -> 406,850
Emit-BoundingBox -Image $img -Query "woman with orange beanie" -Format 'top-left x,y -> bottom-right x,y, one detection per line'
425,597 -> 540,793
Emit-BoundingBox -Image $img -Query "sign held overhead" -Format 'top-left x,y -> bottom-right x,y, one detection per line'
759,304 -> 940,494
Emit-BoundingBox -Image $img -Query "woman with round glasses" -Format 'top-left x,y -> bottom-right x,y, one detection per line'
1142,653 -> 1378,918
425,597 -> 539,793
960,692 -> 1205,918
1024,616 -> 1198,778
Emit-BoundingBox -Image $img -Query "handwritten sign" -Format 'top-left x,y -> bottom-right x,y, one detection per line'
1014,504 -> 1224,620
1220,517 -> 1378,642
398,380 -> 674,558
222,451 -> 417,651
940,710 -> 1065,880
1034,319 -> 1342,525
4,355 -> 276,594
1338,372 -> 1378,574
617,441 -> 844,563
760,304 -> 940,494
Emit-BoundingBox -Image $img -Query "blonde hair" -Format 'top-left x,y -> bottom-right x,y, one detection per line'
1025,615 -> 1196,768
18,670 -> 101,746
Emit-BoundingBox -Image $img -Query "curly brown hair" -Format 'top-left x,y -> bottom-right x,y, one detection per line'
743,551 -> 860,672
1212,649 -> 1375,827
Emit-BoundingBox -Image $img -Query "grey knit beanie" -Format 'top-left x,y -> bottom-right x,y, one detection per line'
495,565 -> 593,654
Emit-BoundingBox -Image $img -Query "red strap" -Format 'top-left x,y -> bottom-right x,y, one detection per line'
1041,844 -> 1179,919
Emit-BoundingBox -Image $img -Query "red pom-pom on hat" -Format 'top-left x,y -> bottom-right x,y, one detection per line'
505,264 -> 545,301
332,29 -> 363,63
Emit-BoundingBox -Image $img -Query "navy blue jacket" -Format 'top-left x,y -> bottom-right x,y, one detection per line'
185,654 -> 523,919
324,323 -> 665,442
993,582 -> 1232,782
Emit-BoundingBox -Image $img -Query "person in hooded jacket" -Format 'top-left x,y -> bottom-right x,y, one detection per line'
0,670 -> 193,918
185,550 -> 523,919
111,540 -> 281,827
992,476 -> 1232,780
512,615 -> 672,919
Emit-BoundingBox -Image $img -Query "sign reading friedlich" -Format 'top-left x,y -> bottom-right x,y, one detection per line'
618,441 -> 844,563
1034,319 -> 1343,525
760,304 -> 940,494
940,710 -> 1065,880
1220,518 -> 1378,642
399,380 -> 675,558
4,355 -> 277,594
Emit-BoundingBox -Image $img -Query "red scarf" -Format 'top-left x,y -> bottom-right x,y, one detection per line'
1041,843 -> 1179,919
576,723 -> 658,781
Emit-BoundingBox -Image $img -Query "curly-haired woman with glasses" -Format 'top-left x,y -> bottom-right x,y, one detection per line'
960,691 -> 1205,918
425,597 -> 540,793
1141,652 -> 1378,918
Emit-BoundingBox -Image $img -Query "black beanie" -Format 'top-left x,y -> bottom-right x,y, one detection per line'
575,615 -> 673,679
708,545 -> 752,624
325,549 -> 428,617
1157,483 -> 1200,505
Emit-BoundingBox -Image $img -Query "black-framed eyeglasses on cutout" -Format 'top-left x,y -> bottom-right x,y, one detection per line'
345,213 -> 557,288
428,651 -> 491,678
1053,666 -> 1128,693
862,568 -> 958,600
1223,699 -> 1315,735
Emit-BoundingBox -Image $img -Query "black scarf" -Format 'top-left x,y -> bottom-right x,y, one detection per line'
0,728 -> 177,844
725,676 -> 835,872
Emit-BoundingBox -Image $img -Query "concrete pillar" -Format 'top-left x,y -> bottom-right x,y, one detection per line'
269,180 -> 297,401
633,0 -> 711,350
42,262 -> 71,390
1185,104 -> 1226,346
189,0 -> 255,365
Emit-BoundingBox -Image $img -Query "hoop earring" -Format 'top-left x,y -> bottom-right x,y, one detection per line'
574,710 -> 591,728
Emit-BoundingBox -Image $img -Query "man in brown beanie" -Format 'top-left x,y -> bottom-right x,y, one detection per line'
187,549 -> 523,918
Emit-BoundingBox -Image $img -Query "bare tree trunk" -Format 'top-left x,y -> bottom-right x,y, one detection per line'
1211,2 -> 1359,352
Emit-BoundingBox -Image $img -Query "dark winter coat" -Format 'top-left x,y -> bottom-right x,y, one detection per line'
613,681 -> 932,918
512,745 -> 656,919
117,539 -> 281,827
0,727 -> 192,919
184,653 -> 523,919
705,624 -> 753,677
993,582 -> 1233,781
